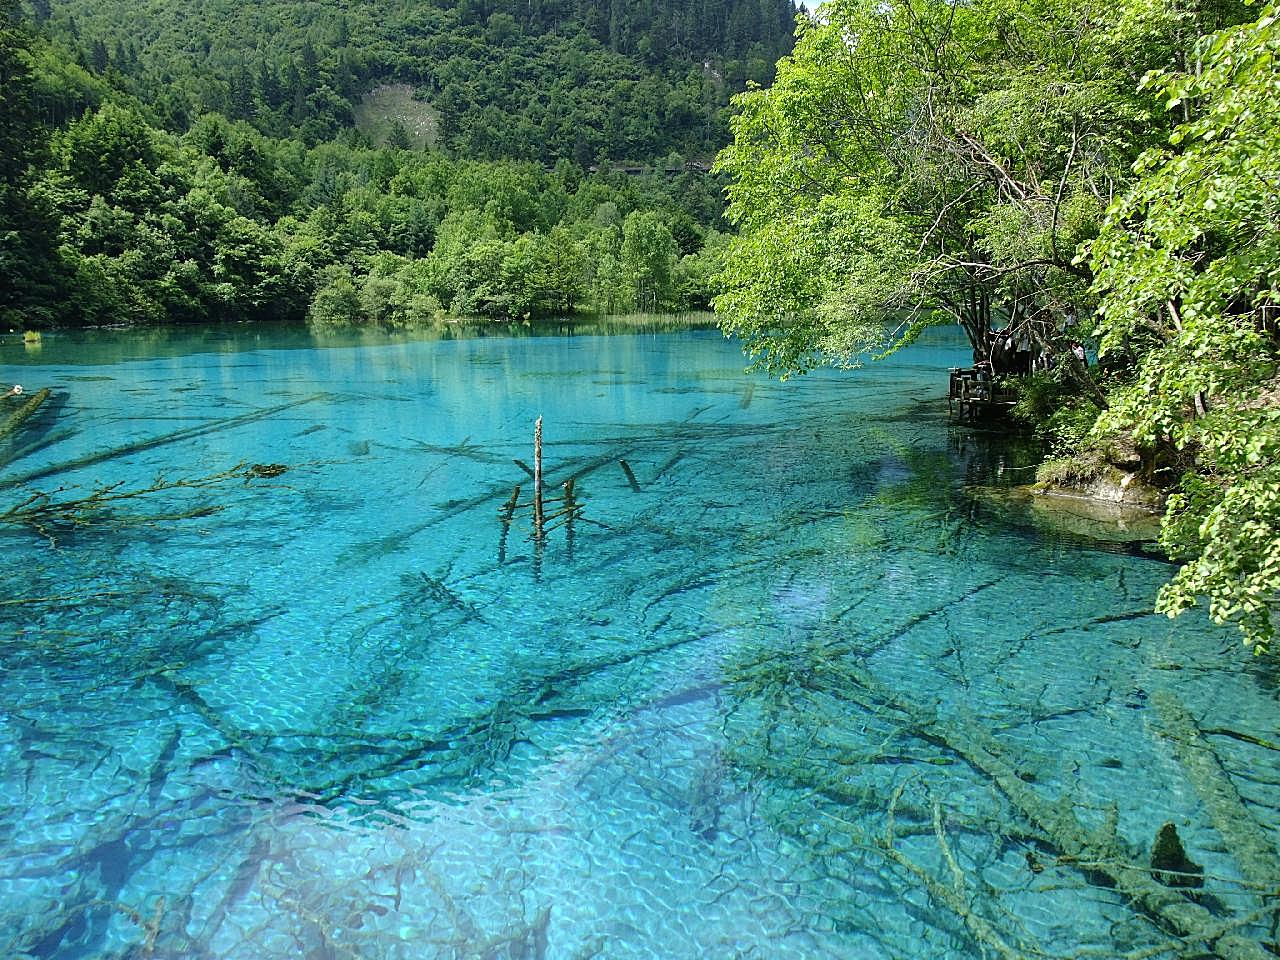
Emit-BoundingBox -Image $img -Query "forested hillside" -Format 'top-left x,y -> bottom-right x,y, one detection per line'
1,0 -> 797,330
29,0 -> 796,160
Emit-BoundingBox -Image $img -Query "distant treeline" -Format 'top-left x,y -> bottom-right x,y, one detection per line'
1,0 -> 753,329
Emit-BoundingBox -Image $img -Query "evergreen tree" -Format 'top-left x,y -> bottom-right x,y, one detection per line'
386,119 -> 411,150
257,62 -> 281,109
228,64 -> 255,119
89,36 -> 106,71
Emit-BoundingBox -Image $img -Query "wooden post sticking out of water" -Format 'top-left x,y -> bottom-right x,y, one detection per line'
533,416 -> 544,539
619,459 -> 640,492
563,477 -> 576,560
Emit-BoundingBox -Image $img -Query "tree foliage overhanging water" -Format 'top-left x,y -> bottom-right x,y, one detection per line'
713,0 -> 1280,653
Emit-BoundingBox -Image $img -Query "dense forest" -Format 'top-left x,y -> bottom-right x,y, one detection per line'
0,0 -> 796,330
714,0 -> 1280,653
27,0 -> 796,158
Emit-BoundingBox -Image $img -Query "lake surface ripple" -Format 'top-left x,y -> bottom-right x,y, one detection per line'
0,326 -> 1275,958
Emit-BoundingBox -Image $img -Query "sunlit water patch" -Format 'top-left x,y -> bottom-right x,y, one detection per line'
0,325 -> 1275,959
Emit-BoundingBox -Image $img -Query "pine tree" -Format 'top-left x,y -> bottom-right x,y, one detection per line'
386,119 -> 411,149
257,61 -> 281,109
228,64 -> 255,118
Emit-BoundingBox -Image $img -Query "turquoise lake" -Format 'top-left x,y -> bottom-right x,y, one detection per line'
0,323 -> 1275,958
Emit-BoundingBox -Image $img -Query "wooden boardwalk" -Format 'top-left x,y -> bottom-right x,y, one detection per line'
948,367 -> 1016,422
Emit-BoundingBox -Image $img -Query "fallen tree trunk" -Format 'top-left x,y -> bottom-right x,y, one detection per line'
1152,689 -> 1280,893
0,387 -> 50,442
0,394 -> 324,492
837,661 -> 1273,960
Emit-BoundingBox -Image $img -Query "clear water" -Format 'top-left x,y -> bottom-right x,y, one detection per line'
0,324 -> 1275,959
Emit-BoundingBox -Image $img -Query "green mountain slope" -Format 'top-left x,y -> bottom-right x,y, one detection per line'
4,0 -> 784,328
34,0 -> 797,160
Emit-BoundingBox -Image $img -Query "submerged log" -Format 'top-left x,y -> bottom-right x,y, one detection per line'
651,450 -> 684,483
0,394 -> 324,492
498,484 -> 520,564
879,803 -> 1026,960
0,387 -> 51,442
846,665 -> 1273,960
1152,689 -> 1280,893
563,478 -> 577,560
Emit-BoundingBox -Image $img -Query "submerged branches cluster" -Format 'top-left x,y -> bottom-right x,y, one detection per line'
719,632 -> 1279,959
1,463 -> 268,539
0,432 -> 1275,958
0,461 -> 290,544
0,387 -> 304,545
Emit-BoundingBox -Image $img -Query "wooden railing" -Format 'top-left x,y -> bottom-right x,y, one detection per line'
948,366 -> 1017,422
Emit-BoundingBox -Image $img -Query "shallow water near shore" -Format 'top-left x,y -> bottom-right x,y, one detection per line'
0,323 -> 1275,958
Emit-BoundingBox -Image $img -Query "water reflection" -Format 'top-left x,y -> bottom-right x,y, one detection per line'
0,313 -> 717,368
